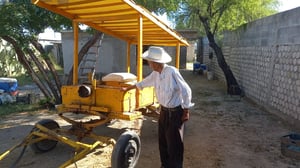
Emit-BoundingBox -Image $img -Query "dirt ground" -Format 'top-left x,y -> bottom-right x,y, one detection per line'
1,70 -> 300,168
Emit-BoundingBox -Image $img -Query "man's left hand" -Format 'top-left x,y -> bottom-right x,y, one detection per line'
182,109 -> 190,122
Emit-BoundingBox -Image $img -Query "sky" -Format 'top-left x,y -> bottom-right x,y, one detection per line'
278,0 -> 300,11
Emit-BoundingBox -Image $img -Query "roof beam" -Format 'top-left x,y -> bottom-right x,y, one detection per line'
74,14 -> 138,22
123,0 -> 189,46
32,0 -> 75,19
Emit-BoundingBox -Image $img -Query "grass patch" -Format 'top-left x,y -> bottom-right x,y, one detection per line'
0,103 -> 43,117
13,74 -> 33,86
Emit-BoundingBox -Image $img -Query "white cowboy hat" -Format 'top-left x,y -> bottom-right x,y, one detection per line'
142,46 -> 172,63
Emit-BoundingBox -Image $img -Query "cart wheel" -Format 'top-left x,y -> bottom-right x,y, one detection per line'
30,119 -> 60,153
111,131 -> 141,168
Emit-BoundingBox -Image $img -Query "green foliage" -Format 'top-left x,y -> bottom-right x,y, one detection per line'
176,0 -> 278,35
14,73 -> 33,86
0,39 -> 24,76
135,0 -> 179,25
0,103 -> 41,116
38,97 -> 55,109
0,0 -> 72,47
48,52 -> 64,74
217,0 -> 278,32
135,0 -> 178,15
135,0 -> 279,36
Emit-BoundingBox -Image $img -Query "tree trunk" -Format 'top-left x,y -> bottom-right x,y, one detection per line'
30,40 -> 62,103
67,32 -> 104,85
199,16 -> 242,95
26,48 -> 61,103
1,36 -> 53,98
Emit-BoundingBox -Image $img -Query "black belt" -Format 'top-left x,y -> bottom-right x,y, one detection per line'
160,105 -> 182,112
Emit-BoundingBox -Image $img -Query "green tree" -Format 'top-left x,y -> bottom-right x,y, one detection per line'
0,39 -> 24,76
0,0 -> 71,104
0,0 -> 102,104
136,0 -> 279,95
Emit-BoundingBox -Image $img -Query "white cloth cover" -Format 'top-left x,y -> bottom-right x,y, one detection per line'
102,72 -> 137,82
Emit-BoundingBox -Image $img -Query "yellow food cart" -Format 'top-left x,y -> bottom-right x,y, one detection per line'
0,0 -> 189,167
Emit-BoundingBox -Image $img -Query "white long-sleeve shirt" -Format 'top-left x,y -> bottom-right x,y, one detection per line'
136,64 -> 194,109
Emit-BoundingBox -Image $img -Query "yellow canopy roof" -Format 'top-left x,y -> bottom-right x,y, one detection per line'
32,0 -> 189,46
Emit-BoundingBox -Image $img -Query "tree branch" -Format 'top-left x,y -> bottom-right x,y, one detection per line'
25,48 -> 60,103
30,39 -> 62,92
67,31 -> 104,85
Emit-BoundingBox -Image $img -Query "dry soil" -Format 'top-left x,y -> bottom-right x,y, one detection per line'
1,70 -> 300,168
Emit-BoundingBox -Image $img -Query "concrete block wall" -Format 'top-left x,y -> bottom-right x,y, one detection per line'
271,45 -> 300,118
61,32 -> 133,76
203,7 -> 300,122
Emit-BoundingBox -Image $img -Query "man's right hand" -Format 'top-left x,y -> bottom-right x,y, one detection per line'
121,85 -> 136,91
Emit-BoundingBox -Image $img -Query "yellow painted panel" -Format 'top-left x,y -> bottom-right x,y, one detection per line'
60,84 -> 137,114
61,86 -> 93,105
58,104 -> 109,113
108,111 -> 142,120
139,87 -> 156,107
95,87 -> 136,113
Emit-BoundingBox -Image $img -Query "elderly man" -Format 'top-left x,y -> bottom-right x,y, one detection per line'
127,46 -> 194,168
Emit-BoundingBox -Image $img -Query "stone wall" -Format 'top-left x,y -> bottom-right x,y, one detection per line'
203,7 -> 300,122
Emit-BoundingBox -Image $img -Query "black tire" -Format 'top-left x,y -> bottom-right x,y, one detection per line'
30,119 -> 60,153
111,131 -> 141,168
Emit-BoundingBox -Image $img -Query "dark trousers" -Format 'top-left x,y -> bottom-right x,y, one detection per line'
159,106 -> 184,168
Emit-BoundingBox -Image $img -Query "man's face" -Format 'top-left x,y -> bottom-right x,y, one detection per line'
147,60 -> 159,72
